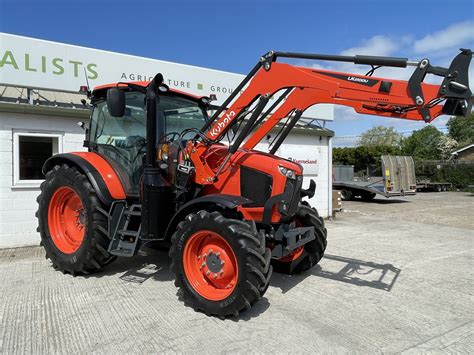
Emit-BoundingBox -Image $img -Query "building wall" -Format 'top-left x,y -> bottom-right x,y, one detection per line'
282,133 -> 332,217
0,112 -> 87,248
457,149 -> 474,162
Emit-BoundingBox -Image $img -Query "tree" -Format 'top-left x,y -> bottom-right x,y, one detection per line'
437,135 -> 458,160
332,147 -> 355,166
401,125 -> 443,160
446,112 -> 474,146
358,126 -> 403,147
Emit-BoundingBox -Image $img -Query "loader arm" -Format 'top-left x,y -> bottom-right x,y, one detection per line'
187,49 -> 472,184
205,50 -> 472,141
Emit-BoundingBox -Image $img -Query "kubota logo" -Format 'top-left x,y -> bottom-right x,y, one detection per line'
210,110 -> 236,137
347,76 -> 369,83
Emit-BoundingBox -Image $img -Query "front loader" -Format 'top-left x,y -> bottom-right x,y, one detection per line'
37,48 -> 472,317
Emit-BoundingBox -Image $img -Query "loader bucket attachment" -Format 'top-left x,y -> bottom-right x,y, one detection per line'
440,49 -> 473,117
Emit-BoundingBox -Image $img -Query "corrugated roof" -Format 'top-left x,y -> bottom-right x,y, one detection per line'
451,143 -> 474,155
0,85 -> 88,109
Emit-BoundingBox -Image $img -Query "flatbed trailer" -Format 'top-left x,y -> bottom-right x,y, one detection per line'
416,180 -> 452,192
333,180 -> 417,201
334,155 -> 417,201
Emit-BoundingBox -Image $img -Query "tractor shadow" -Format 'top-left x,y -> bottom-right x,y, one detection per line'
271,254 -> 401,294
86,245 -> 174,284
83,250 -> 400,320
84,246 -> 271,320
94,246 -> 271,320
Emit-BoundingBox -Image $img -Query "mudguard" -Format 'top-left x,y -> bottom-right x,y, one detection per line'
164,194 -> 253,239
42,152 -> 126,205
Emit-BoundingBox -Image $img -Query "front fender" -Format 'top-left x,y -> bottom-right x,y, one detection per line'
164,194 -> 253,239
43,152 -> 126,205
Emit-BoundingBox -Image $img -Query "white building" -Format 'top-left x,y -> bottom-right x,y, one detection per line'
0,33 -> 334,248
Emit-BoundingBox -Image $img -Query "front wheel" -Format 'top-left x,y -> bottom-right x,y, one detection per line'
169,210 -> 272,317
272,204 -> 327,275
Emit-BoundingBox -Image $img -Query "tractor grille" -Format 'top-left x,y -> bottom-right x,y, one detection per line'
285,176 -> 303,216
240,167 -> 273,207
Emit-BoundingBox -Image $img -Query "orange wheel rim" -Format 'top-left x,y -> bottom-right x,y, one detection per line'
183,230 -> 238,301
278,246 -> 304,262
278,219 -> 304,262
47,186 -> 85,254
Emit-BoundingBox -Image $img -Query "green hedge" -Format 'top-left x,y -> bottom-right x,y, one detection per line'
416,162 -> 474,189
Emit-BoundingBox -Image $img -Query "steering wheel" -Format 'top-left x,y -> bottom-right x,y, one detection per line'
124,135 -> 146,148
162,131 -> 180,143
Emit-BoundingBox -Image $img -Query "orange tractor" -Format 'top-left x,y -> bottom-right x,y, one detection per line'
37,49 -> 472,317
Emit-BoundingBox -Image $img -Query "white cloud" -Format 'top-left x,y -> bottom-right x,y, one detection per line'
331,106 -> 357,126
294,23 -> 471,147
341,35 -> 399,56
413,21 -> 474,54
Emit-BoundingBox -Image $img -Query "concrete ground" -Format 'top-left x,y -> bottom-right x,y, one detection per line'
0,192 -> 473,353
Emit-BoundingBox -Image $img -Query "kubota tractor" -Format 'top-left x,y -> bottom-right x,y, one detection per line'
37,49 -> 472,317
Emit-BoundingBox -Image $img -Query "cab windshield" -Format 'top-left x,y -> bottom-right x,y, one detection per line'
89,91 -> 207,195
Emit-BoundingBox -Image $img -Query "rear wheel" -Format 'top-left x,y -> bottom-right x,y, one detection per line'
170,210 -> 272,317
37,164 -> 115,275
340,189 -> 352,201
272,204 -> 327,275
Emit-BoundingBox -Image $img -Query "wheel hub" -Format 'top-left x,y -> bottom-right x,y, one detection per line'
75,209 -> 86,229
205,252 -> 223,273
198,246 -> 228,281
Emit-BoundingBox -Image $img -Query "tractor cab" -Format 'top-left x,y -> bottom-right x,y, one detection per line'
88,83 -> 209,197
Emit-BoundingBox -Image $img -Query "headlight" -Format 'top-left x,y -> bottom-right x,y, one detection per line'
278,165 -> 296,179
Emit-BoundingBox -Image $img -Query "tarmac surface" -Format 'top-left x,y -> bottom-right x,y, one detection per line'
0,191 -> 473,353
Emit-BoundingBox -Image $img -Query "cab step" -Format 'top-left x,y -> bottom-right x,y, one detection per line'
108,203 -> 142,257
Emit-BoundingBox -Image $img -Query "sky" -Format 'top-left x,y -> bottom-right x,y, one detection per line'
1,0 -> 473,146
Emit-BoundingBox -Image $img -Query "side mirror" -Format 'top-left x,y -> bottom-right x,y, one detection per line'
106,88 -> 125,117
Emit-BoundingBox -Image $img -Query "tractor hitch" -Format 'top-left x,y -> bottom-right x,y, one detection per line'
269,224 -> 316,259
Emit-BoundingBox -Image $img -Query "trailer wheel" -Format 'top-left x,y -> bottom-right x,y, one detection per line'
36,164 -> 115,275
169,210 -> 272,317
437,185 -> 442,192
340,189 -> 352,201
272,204 -> 327,275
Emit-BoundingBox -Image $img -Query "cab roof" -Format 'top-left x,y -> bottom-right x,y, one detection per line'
92,81 -> 205,100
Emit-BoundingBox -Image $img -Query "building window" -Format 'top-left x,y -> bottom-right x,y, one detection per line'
13,132 -> 63,187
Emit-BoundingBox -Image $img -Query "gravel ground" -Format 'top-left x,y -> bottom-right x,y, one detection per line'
341,191 -> 474,229
0,191 -> 472,353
